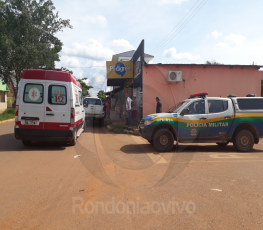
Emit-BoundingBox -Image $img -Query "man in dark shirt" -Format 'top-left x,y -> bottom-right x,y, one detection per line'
156,97 -> 162,113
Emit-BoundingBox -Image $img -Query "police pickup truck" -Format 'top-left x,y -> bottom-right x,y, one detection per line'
139,93 -> 263,152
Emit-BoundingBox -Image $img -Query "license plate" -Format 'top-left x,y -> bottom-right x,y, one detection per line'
24,120 -> 38,125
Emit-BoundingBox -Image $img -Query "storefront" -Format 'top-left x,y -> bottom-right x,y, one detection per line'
106,40 -> 263,121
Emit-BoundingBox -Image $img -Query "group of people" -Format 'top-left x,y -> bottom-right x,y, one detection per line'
105,94 -> 163,128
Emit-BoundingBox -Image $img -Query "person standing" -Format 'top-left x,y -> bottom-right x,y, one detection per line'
156,96 -> 162,113
131,95 -> 137,125
118,100 -> 123,119
125,93 -> 132,127
105,98 -> 110,118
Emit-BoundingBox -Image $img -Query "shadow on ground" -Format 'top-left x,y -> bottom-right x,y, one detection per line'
120,143 -> 263,154
0,133 -> 67,152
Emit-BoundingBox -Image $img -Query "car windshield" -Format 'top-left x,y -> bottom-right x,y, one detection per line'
84,98 -> 101,105
166,100 -> 189,113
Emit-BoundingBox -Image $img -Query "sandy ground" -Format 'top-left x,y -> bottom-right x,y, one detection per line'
0,121 -> 263,230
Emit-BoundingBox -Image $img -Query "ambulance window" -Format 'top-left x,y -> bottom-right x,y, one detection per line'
78,91 -> 83,106
208,100 -> 228,113
23,84 -> 44,104
48,85 -> 67,105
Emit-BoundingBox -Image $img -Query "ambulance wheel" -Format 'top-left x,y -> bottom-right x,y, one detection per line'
22,140 -> 31,145
233,129 -> 254,152
216,142 -> 229,147
153,128 -> 174,152
70,130 -> 77,146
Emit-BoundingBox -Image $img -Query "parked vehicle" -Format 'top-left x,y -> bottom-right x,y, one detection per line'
84,97 -> 105,126
14,69 -> 85,146
139,92 -> 263,152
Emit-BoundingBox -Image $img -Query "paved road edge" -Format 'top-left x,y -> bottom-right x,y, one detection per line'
0,118 -> 15,124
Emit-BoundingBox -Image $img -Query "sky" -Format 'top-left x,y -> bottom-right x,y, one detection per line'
53,0 -> 263,97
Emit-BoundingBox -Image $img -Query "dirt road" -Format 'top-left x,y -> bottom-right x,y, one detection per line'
0,121 -> 263,229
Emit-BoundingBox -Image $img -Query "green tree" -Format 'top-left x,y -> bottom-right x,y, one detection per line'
0,0 -> 72,99
97,90 -> 106,102
206,60 -> 221,65
79,78 -> 93,97
61,67 -> 93,97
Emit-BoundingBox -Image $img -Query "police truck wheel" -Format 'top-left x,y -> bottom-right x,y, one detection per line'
153,129 -> 174,152
147,140 -> 153,144
216,142 -> 229,147
70,130 -> 77,146
22,140 -> 31,145
233,130 -> 254,152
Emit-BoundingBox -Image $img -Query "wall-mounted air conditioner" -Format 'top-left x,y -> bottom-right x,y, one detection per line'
168,71 -> 182,82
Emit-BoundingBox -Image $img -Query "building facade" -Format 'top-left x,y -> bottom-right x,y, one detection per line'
142,64 -> 263,117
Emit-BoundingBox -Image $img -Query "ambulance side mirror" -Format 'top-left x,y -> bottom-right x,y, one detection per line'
180,109 -> 189,116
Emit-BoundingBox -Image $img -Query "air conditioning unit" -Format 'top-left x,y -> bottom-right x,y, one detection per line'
168,71 -> 182,82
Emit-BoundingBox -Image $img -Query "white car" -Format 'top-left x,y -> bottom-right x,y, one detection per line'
84,97 -> 105,126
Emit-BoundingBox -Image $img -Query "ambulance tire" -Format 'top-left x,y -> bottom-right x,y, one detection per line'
153,128 -> 174,152
70,130 -> 77,146
22,140 -> 31,145
216,142 -> 229,147
233,129 -> 254,152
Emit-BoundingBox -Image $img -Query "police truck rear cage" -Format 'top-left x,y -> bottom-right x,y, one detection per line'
189,92 -> 208,99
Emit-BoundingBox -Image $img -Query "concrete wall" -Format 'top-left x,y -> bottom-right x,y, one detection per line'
143,65 -> 262,117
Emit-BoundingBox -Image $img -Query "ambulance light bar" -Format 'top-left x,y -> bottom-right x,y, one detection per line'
189,92 -> 208,99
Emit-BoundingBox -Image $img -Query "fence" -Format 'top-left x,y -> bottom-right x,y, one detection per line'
7,97 -> 14,108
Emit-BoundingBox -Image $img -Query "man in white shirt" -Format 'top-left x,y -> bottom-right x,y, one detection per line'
125,93 -> 132,127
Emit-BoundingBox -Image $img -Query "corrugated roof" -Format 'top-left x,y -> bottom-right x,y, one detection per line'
112,50 -> 154,58
0,82 -> 10,92
146,63 -> 263,69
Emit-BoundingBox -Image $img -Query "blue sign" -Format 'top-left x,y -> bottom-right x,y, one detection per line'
109,62 -> 131,77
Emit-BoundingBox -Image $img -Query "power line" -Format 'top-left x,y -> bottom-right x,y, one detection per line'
151,0 -> 209,56
62,66 -> 105,68
150,0 -> 202,54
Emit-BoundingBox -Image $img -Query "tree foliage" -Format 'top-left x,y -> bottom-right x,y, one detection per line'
0,0 -> 72,99
78,78 -> 93,97
206,60 -> 221,65
61,67 -> 93,97
97,90 -> 106,102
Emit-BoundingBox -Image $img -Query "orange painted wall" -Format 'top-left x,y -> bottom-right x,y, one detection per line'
142,65 -> 262,116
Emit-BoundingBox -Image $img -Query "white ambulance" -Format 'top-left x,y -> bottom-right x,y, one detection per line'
14,69 -> 85,146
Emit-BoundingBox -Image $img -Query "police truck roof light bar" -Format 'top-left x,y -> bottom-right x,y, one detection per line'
189,92 -> 208,99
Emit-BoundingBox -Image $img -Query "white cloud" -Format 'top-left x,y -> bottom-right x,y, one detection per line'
159,0 -> 188,4
80,15 -> 107,27
62,57 -> 81,68
224,34 -> 246,45
215,42 -> 228,48
211,30 -> 222,38
62,39 -> 114,61
164,48 -> 200,61
88,74 -> 107,97
107,39 -> 135,53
